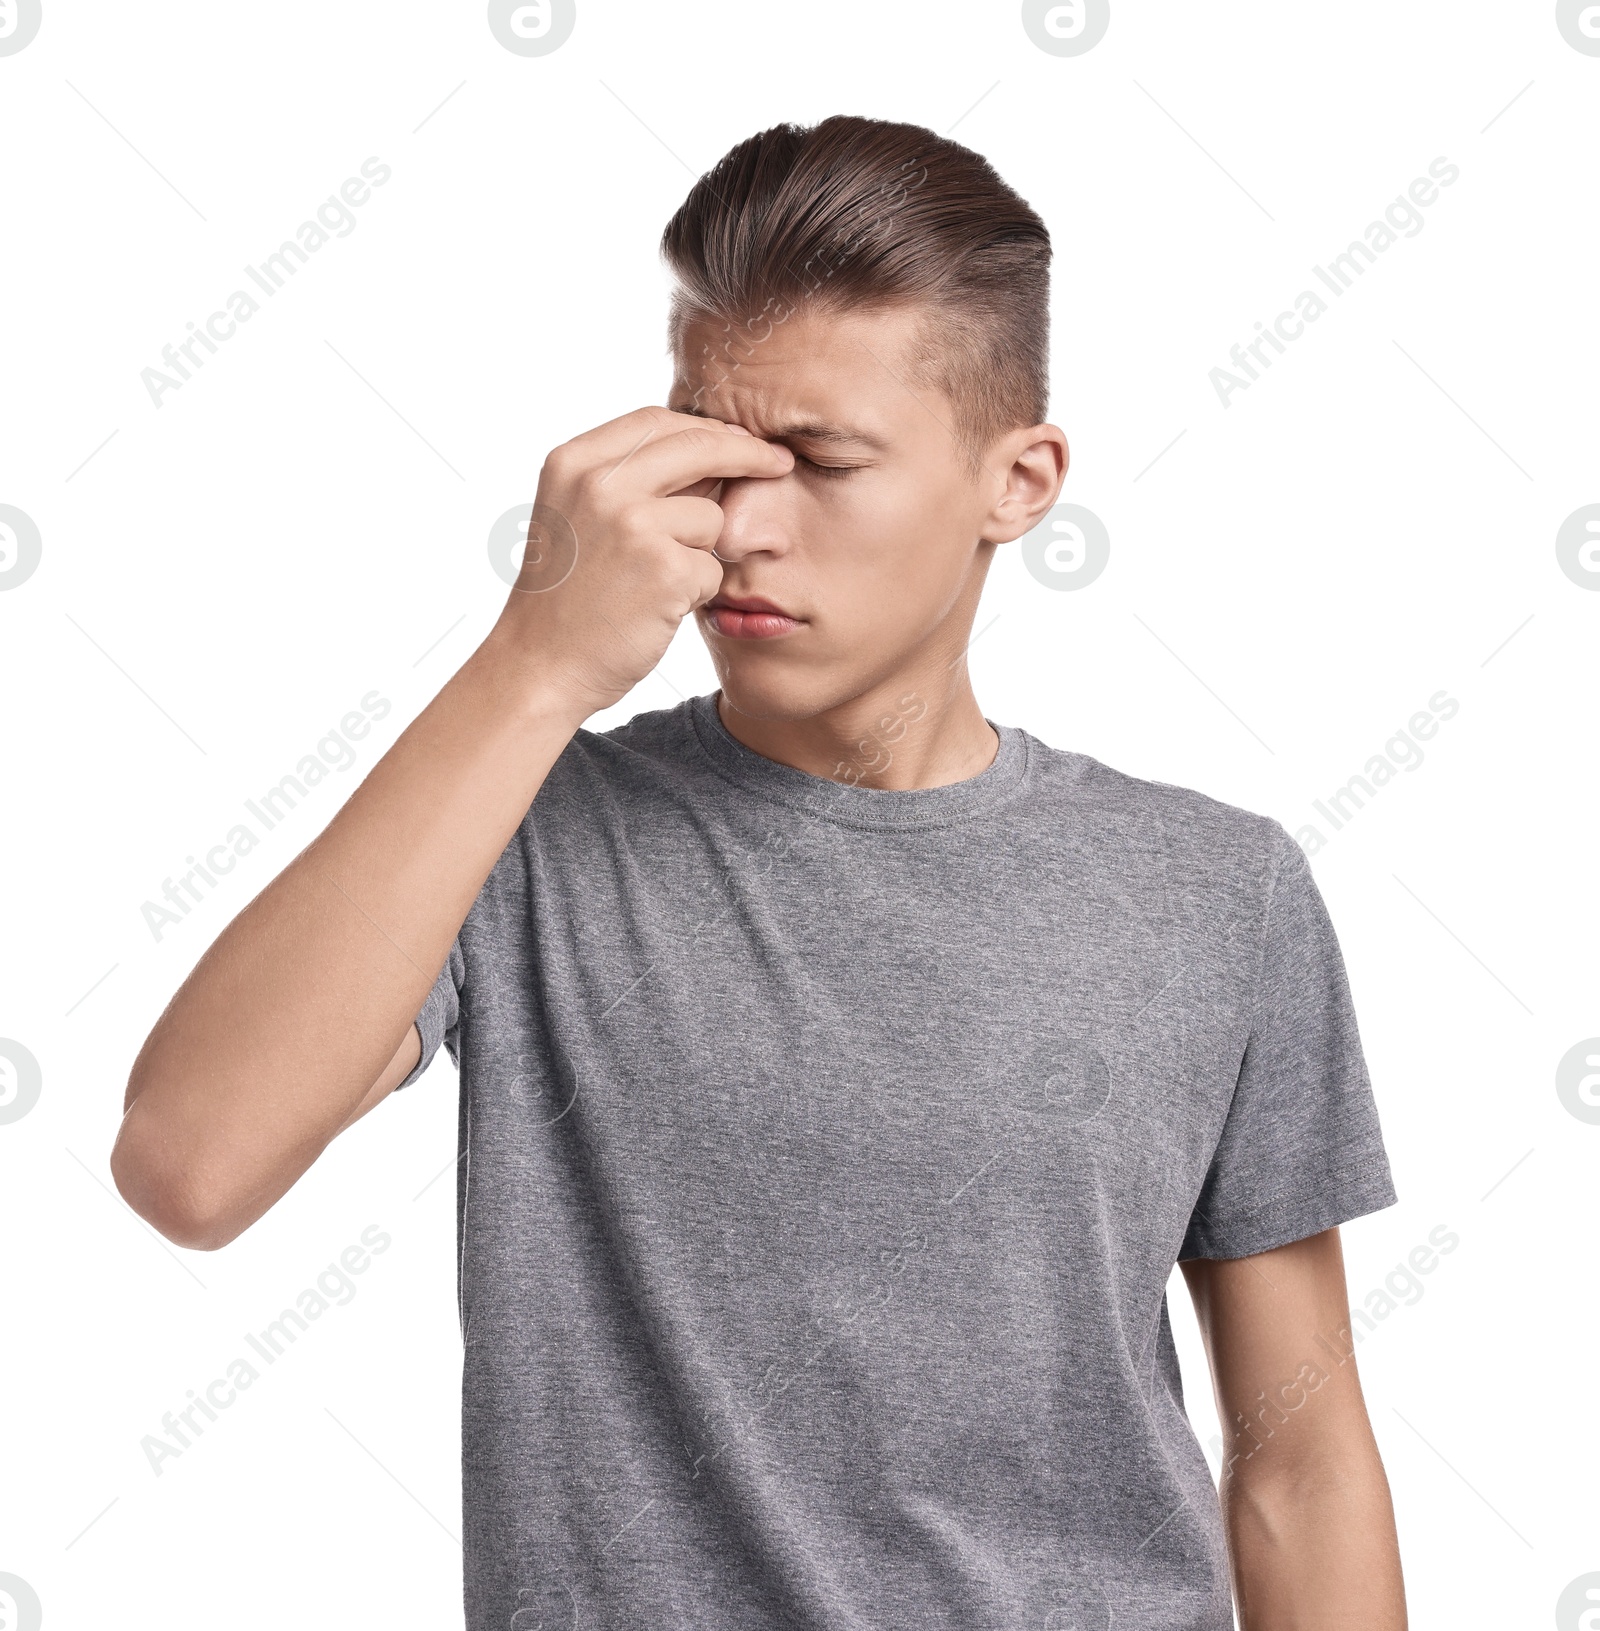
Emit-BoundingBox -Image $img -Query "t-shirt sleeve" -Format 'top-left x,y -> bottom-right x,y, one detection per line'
1179,826 -> 1398,1260
394,934 -> 464,1091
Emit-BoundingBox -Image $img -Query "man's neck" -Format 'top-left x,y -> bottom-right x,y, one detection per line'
714,663 -> 999,792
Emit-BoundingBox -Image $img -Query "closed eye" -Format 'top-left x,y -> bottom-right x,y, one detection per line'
796,454 -> 864,479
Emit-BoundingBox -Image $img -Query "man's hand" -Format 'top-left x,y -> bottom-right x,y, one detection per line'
1182,1227 -> 1407,1629
489,405 -> 794,720
113,409 -> 790,1250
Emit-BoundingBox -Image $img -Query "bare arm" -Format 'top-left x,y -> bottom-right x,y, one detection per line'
1181,1228 -> 1407,1630
111,408 -> 792,1250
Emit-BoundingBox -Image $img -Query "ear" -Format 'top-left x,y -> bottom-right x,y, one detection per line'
979,424 -> 1069,544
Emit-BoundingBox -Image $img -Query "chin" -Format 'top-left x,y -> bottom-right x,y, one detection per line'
711,653 -> 858,725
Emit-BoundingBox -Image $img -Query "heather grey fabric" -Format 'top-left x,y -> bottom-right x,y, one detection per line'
398,691 -> 1396,1630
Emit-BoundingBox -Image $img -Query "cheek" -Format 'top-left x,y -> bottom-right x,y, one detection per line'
807,478 -> 962,570
851,484 -> 979,598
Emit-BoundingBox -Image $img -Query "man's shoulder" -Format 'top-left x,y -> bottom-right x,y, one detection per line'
1022,731 -> 1292,881
471,701 -> 700,905
544,699 -> 702,790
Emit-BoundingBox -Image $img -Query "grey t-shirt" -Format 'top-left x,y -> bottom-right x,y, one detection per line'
398,691 -> 1396,1631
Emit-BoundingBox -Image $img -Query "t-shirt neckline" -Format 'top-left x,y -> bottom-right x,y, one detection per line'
686,690 -> 1030,831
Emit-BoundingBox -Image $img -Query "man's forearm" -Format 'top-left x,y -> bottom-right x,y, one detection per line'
112,629 -> 584,1247
113,407 -> 789,1252
1224,1451 -> 1406,1629
1184,1235 -> 1407,1629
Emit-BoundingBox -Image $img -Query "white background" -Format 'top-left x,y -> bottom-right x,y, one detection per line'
2,3 -> 1597,1626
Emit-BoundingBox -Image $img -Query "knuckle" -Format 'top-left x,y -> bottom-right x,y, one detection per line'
679,426 -> 721,456
569,464 -> 606,503
617,500 -> 658,539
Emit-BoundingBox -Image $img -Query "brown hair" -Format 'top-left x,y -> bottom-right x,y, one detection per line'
659,114 -> 1051,476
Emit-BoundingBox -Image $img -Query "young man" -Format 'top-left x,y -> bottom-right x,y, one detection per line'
114,116 -> 1406,1628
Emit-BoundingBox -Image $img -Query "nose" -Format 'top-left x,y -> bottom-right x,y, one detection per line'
711,470 -> 790,564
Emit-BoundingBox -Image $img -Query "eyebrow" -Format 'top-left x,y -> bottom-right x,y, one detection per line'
673,400 -> 888,453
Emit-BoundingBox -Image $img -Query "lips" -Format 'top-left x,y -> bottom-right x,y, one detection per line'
702,594 -> 803,640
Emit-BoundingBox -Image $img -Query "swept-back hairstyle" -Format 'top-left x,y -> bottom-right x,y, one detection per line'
659,114 -> 1051,475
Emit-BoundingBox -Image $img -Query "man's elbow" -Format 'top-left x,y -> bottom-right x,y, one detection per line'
109,1103 -> 249,1252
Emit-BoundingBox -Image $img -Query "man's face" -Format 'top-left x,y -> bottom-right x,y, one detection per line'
667,302 -> 1014,723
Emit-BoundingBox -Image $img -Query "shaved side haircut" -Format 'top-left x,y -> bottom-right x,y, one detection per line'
660,113 -> 1052,475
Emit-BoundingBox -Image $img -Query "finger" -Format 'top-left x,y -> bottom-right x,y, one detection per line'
681,551 -> 724,613
670,424 -> 745,498
563,405 -> 745,465
622,425 -> 793,498
637,495 -> 726,553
